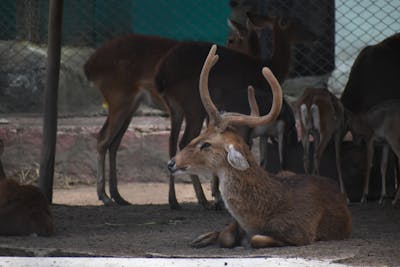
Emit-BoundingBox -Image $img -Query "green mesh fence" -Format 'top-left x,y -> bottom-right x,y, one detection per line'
0,0 -> 399,113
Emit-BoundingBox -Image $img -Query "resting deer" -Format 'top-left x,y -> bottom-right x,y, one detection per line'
347,100 -> 400,205
84,34 -> 179,205
0,140 -> 54,236
168,45 -> 352,248
156,12 -> 316,209
296,88 -> 347,197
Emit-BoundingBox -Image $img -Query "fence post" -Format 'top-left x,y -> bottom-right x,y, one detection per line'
39,0 -> 63,203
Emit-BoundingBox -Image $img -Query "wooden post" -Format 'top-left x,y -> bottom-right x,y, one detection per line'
39,0 -> 63,203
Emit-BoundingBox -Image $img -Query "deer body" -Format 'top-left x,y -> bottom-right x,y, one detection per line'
341,33 -> 400,113
348,100 -> 400,204
297,88 -> 347,196
84,34 -> 179,205
0,140 -> 53,236
0,179 -> 54,236
169,46 -> 351,248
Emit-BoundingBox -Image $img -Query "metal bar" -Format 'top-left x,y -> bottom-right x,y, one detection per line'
39,0 -> 63,203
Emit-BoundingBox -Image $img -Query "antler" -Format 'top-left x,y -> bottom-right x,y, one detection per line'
199,45 -> 283,131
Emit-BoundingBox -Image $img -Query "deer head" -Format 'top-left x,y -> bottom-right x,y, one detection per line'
167,45 -> 282,177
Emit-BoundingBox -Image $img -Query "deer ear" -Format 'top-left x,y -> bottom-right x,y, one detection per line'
226,144 -> 249,171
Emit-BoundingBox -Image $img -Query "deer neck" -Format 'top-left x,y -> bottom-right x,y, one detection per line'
216,155 -> 283,226
270,30 -> 292,82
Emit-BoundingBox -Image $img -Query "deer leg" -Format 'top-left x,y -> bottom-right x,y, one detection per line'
250,235 -> 284,248
331,132 -> 347,197
379,145 -> 389,205
211,175 -> 224,210
97,92 -> 142,206
259,136 -> 268,169
393,156 -> 400,206
361,139 -> 374,203
96,118 -> 114,206
277,120 -> 285,170
191,221 -> 242,248
385,136 -> 400,206
312,130 -> 321,175
301,134 -> 310,174
108,116 -> 133,205
164,100 -> 185,210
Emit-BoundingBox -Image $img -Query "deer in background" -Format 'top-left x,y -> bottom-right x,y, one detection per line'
296,88 -> 347,197
347,100 -> 400,205
84,34 -> 180,205
227,12 -> 317,170
156,12 -> 316,209
0,140 -> 54,236
339,33 -> 400,204
168,45 -> 351,248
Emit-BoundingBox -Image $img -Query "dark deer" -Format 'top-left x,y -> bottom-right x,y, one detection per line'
156,12 -> 316,209
340,33 -> 400,204
168,46 -> 352,248
347,100 -> 400,204
296,88 -> 347,197
340,33 -> 400,114
84,34 -> 179,205
0,140 -> 54,236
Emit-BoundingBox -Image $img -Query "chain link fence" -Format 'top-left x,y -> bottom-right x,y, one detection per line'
0,0 -> 399,114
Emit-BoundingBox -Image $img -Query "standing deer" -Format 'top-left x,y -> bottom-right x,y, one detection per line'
168,45 -> 352,248
340,33 -> 400,114
0,140 -> 54,236
84,34 -> 179,205
347,100 -> 400,204
296,88 -> 347,196
156,12 -> 316,209
340,33 -> 400,204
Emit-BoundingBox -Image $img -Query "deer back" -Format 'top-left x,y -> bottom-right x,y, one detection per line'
340,33 -> 400,113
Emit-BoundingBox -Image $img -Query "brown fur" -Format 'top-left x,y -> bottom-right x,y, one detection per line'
296,88 -> 347,196
173,128 -> 351,248
155,39 -> 297,209
84,34 -> 179,205
348,100 -> 400,204
340,33 -> 400,113
0,179 -> 54,236
169,46 -> 351,248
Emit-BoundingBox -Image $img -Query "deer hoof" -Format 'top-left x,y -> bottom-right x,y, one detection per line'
191,231 -> 219,248
169,199 -> 182,210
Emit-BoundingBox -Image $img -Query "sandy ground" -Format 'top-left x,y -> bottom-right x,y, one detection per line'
0,182 -> 399,267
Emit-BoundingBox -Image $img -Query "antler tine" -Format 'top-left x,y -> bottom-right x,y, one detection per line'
222,67 -> 283,128
247,85 -> 260,116
199,44 -> 223,127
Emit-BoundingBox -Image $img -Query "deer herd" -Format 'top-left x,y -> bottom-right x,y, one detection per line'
0,3 -> 399,250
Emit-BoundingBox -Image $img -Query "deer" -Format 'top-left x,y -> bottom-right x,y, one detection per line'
346,100 -> 400,205
167,45 -> 352,248
0,140 -> 54,236
340,33 -> 400,114
156,12 -> 316,209
84,34 -> 180,205
296,88 -> 347,197
339,33 -> 400,204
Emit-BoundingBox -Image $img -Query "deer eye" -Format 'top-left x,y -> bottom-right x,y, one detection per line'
199,142 -> 211,150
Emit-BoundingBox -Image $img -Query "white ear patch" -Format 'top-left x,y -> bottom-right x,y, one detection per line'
226,144 -> 250,171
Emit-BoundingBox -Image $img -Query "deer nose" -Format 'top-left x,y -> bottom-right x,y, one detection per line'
167,159 -> 176,173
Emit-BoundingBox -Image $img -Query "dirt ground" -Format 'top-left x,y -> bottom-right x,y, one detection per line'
0,182 -> 399,266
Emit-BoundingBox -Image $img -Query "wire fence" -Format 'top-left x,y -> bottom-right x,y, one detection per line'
0,0 -> 399,114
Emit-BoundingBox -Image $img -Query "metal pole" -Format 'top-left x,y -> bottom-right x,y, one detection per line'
39,0 -> 63,203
